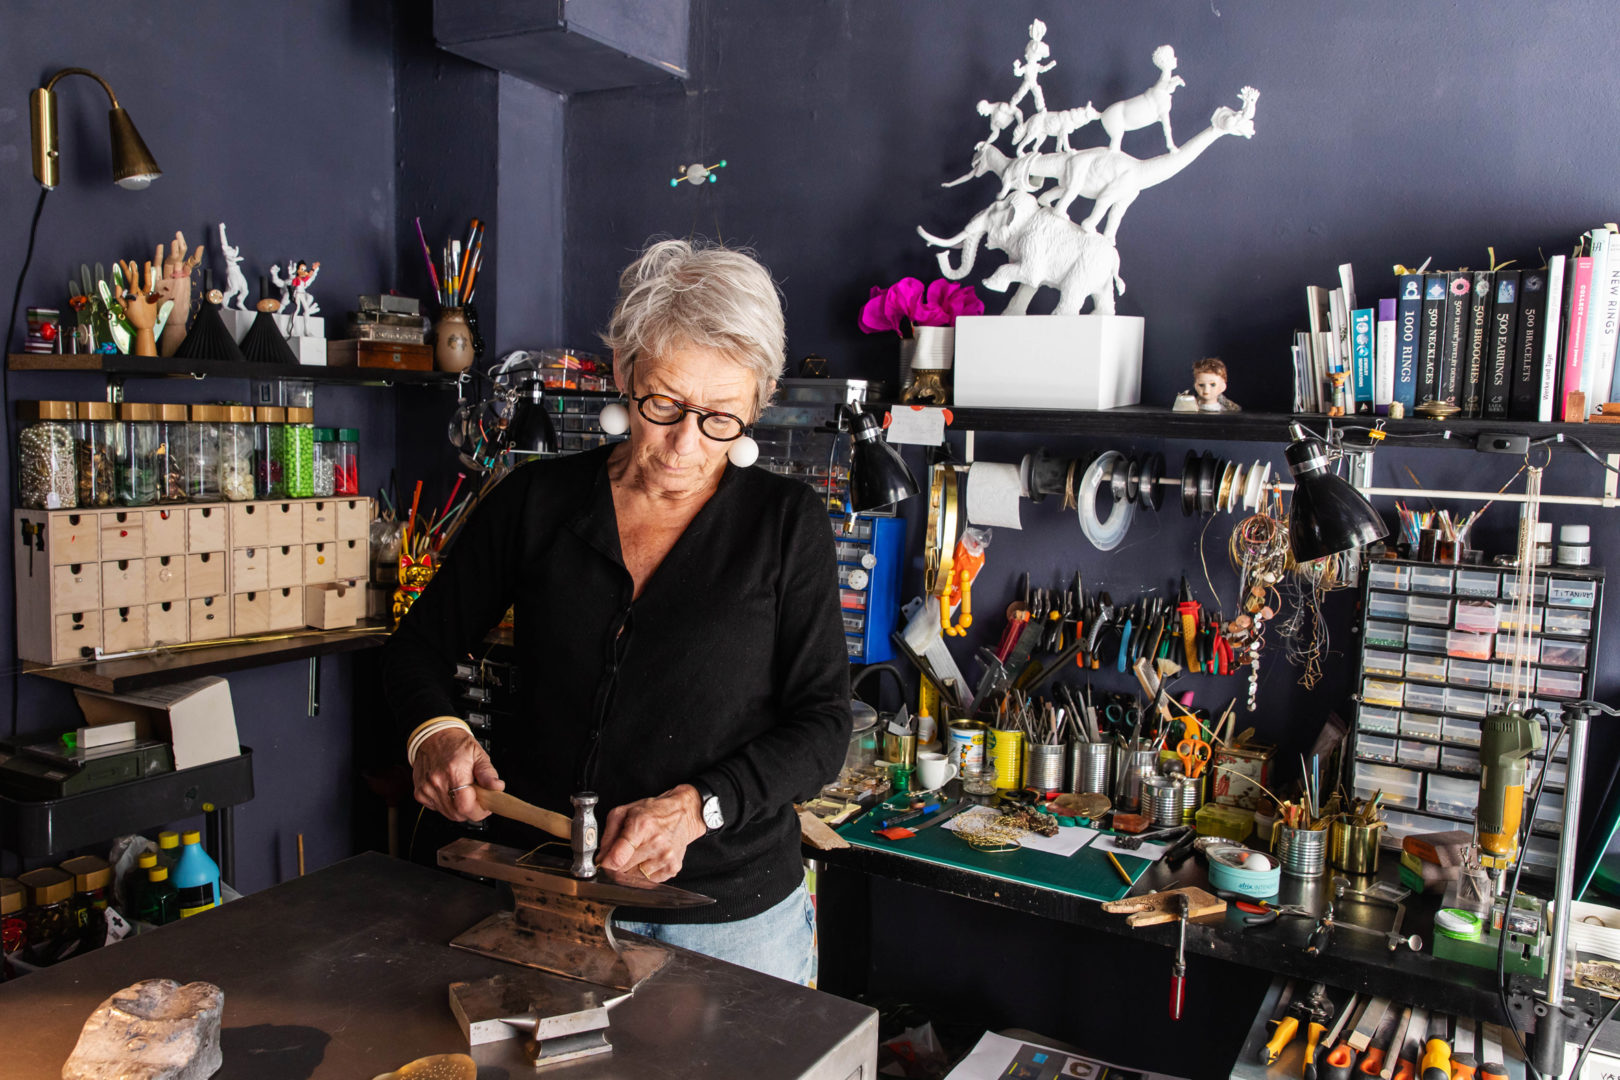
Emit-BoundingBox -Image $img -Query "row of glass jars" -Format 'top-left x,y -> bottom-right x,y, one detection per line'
18,401 -> 355,509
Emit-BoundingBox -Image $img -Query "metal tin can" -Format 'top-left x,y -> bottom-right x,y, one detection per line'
1023,743 -> 1066,794
947,721 -> 986,773
1069,741 -> 1113,797
987,727 -> 1024,791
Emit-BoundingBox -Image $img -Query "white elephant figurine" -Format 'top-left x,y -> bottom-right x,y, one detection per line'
917,191 -> 1126,316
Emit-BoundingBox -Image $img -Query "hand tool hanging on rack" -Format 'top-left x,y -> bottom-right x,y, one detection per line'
1168,891 -> 1190,1021
1307,992 -> 1358,1080
1177,576 -> 1200,671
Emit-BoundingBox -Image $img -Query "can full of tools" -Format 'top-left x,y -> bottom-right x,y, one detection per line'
1176,775 -> 1203,823
1069,741 -> 1112,797
987,727 -> 1024,791
1023,743 -> 1066,794
1142,776 -> 1186,827
947,720 -> 987,774
1276,824 -> 1328,878
1328,819 -> 1381,874
1114,748 -> 1158,813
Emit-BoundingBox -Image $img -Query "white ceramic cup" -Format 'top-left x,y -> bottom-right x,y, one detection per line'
916,751 -> 959,791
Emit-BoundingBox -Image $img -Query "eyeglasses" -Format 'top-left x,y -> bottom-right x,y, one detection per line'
631,392 -> 747,442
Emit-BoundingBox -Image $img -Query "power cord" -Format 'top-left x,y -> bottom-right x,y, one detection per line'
1496,708 -> 1558,1080
5,187 -> 48,737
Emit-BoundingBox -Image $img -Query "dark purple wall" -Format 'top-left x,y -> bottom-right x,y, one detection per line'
560,1 -> 1620,789
0,1 -> 405,892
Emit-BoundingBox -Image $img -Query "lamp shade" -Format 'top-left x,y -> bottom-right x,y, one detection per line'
108,106 -> 161,189
845,404 -> 919,512
506,381 -> 557,456
1285,422 -> 1387,561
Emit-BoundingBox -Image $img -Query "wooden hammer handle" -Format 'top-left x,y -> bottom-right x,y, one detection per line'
474,786 -> 571,840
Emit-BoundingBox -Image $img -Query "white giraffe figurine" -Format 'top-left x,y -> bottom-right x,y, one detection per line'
218,223 -> 249,311
1098,45 -> 1185,152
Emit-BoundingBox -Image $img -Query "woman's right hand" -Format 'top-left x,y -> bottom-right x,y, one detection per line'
412,725 -> 504,821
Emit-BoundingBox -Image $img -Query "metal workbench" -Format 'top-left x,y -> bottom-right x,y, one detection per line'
0,852 -> 877,1079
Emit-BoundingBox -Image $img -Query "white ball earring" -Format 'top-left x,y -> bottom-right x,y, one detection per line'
598,399 -> 630,435
727,435 -> 760,468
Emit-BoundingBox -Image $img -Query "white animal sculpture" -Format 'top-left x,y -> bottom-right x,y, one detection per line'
1012,103 -> 1100,155
917,191 -> 1125,316
1098,45 -> 1184,152
976,99 -> 1023,146
1008,19 -> 1054,114
1074,87 -> 1258,236
218,223 -> 249,311
269,260 -> 296,311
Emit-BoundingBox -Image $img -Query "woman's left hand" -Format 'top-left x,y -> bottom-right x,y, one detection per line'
598,784 -> 708,882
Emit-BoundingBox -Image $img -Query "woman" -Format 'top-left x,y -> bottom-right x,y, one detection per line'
384,239 -> 852,985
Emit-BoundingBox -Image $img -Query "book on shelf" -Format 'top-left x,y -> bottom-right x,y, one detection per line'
1538,254 -> 1567,422
1590,226 -> 1620,415
1482,270 -> 1520,418
1395,273 -> 1423,413
1417,274 -> 1447,410
1462,269 -> 1493,417
1350,307 -> 1374,412
1562,255 -> 1594,420
1510,268 -> 1549,420
1582,229 -> 1616,410
1376,297 -> 1397,414
1439,271 -> 1472,410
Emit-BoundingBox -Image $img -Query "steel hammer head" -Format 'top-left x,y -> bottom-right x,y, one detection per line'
571,792 -> 599,879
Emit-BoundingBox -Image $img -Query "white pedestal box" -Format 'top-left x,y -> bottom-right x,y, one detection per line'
285,336 -> 327,366
220,308 -> 256,344
952,314 -> 1145,410
273,314 -> 325,340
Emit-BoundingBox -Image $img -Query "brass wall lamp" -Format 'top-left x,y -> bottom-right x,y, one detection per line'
29,67 -> 162,190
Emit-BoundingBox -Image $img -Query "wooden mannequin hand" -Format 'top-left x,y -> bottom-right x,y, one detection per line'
118,260 -> 160,356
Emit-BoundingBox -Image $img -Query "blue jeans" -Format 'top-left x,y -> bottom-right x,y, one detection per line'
614,882 -> 816,986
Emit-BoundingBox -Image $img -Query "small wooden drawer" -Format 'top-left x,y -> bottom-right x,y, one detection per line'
268,586 -> 304,630
147,600 -> 187,645
186,551 -> 227,597
231,547 -> 269,593
335,538 -> 368,580
142,508 -> 186,556
268,545 -> 303,589
232,591 -> 271,636
302,500 -> 337,543
304,542 -> 337,584
103,605 -> 149,652
305,580 -> 365,628
189,595 -> 229,640
145,555 -> 186,603
46,512 -> 99,564
102,559 -> 147,608
186,506 -> 227,551
229,502 -> 269,547
266,502 -> 303,546
53,609 -> 101,662
52,563 -> 100,612
336,498 -> 371,539
100,510 -> 144,560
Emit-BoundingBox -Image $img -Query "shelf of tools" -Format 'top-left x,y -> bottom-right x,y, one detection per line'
814,404 -> 1620,1051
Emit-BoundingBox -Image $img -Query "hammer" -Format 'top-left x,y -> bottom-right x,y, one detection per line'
473,787 -> 599,878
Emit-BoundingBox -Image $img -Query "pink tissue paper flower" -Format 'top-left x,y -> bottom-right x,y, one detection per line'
858,277 -> 983,336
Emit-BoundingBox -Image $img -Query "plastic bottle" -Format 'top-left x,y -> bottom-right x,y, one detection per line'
140,867 -> 177,925
156,831 -> 181,874
131,852 -> 159,919
174,830 -> 221,918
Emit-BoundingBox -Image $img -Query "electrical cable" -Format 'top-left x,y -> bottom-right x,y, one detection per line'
1496,708 -> 1561,1080
1569,985 -> 1620,1080
1552,435 -> 1620,476
5,187 -> 48,736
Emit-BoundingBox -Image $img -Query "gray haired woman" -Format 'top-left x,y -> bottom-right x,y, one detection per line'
385,239 -> 852,984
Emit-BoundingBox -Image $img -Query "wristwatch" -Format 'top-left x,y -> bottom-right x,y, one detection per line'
692,781 -> 725,832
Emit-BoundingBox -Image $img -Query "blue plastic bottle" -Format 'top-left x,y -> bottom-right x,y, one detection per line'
173,830 -> 220,918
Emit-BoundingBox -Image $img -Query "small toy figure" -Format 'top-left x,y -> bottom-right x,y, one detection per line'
218,223 -> 249,310
1008,19 -> 1055,114
1191,356 -> 1241,412
976,99 -> 1023,146
270,259 -> 296,312
288,260 -> 321,321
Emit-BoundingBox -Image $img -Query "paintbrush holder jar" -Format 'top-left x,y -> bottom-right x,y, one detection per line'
1328,819 -> 1380,874
1275,824 -> 1328,878
434,307 -> 474,374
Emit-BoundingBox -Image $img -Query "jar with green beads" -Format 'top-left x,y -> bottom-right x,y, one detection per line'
274,406 -> 316,498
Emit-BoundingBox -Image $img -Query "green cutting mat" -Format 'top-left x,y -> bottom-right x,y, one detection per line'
835,802 -> 1150,902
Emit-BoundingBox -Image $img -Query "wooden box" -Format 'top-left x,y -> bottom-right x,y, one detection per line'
232,591 -> 271,636
186,506 -> 227,551
326,339 -> 433,371
103,605 -> 149,652
336,498 -> 371,539
302,500 -> 337,542
43,511 -> 99,565
52,563 -> 100,612
145,555 -> 185,603
268,586 -> 304,630
186,552 -> 227,598
147,600 -> 187,645
305,580 -> 366,628
52,610 -> 101,662
268,545 -> 303,589
230,502 -> 269,547
231,547 -> 269,593
335,538 -> 369,580
102,559 -> 146,608
100,510 -> 144,560
304,542 -> 338,584
142,508 -> 187,555
266,502 -> 303,546
189,595 -> 230,640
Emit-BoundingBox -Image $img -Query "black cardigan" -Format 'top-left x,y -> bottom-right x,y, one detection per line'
384,446 -> 852,923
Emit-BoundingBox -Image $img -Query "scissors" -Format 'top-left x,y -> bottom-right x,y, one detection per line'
1175,711 -> 1212,779
1104,702 -> 1142,734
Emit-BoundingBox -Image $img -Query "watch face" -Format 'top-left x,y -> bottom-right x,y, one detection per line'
702,798 -> 724,829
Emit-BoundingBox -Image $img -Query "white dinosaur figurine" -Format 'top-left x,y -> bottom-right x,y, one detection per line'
1098,45 -> 1185,152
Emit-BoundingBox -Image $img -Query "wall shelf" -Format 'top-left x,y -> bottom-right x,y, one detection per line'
22,624 -> 391,694
7,353 -> 460,388
879,403 -> 1620,453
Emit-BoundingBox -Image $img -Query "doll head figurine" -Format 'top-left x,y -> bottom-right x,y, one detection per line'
1192,357 -> 1240,412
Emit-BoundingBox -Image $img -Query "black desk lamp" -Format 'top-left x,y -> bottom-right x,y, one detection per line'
1285,421 -> 1387,561
842,402 -> 919,512
30,68 -> 161,190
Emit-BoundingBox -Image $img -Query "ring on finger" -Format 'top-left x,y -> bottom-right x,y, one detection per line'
448,784 -> 472,794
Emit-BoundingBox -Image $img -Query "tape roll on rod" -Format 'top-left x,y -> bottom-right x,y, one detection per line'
965,461 -> 1023,529
1078,450 -> 1132,551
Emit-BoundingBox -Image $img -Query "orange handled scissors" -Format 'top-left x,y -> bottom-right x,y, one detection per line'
1175,711 -> 1211,779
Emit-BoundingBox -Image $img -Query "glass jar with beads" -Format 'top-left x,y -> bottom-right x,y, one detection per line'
312,428 -> 337,497
219,405 -> 256,501
154,404 -> 189,504
17,400 -> 77,510
75,401 -> 117,508
113,402 -> 160,506
252,406 -> 284,499
335,427 -> 360,496
275,406 -> 316,498
184,405 -> 225,501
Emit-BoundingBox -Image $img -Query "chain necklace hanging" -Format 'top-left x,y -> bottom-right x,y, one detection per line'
1225,485 -> 1289,710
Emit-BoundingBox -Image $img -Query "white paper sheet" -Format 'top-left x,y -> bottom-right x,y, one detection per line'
941,805 -> 1095,858
1088,833 -> 1170,861
965,461 -> 1023,529
944,1030 -> 1188,1080
885,406 -> 947,445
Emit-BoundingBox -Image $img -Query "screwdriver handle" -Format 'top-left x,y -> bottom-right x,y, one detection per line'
1324,1043 -> 1357,1080
1451,1054 -> 1477,1080
1419,1039 -> 1451,1080
1302,1021 -> 1326,1079
1392,1059 -> 1415,1080
1264,1017 -> 1301,1065
1358,1048 -> 1385,1076
1478,1064 -> 1507,1080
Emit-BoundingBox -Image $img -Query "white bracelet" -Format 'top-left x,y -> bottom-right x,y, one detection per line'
406,718 -> 472,766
